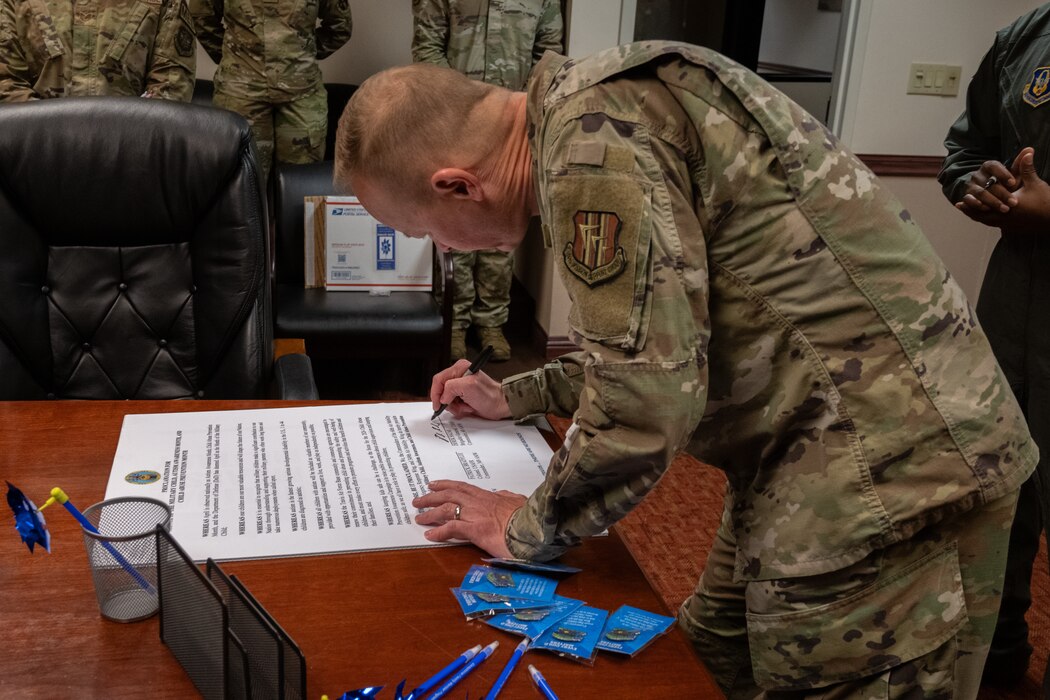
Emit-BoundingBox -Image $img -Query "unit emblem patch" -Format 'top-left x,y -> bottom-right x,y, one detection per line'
563,210 -> 626,287
1023,66 -> 1050,107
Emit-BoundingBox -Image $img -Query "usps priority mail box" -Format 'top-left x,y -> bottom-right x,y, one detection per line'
324,198 -> 433,292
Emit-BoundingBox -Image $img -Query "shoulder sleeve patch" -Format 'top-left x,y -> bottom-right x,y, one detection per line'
548,171 -> 652,350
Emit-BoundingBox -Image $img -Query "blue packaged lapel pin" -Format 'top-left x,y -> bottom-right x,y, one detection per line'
460,565 -> 558,603
531,605 -> 609,665
450,587 -> 556,620
595,605 -> 676,656
483,595 -> 585,639
482,557 -> 582,575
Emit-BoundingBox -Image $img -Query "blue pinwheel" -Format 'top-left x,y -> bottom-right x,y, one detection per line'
6,481 -> 50,553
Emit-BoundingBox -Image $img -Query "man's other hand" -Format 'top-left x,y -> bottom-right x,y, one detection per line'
413,479 -> 526,557
430,360 -> 512,420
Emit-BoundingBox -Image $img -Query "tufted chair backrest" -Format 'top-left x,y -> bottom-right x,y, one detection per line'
0,97 -> 273,399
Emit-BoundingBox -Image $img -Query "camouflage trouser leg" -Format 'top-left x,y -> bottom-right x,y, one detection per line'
274,82 -> 326,167
213,90 -> 276,187
679,490 -> 1019,699
450,249 -> 513,330
471,250 -> 513,328
451,251 -> 477,330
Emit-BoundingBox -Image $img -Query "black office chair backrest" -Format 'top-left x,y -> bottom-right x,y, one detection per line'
0,97 -> 273,399
274,160 -> 335,286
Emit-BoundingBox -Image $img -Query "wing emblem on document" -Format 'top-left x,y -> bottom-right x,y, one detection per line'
1023,66 -> 1050,107
564,210 -> 626,287
124,470 -> 161,485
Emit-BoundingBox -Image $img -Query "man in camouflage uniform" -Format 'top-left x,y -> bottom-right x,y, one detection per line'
335,43 -> 1036,698
412,0 -> 563,361
191,0 -> 352,184
0,0 -> 195,101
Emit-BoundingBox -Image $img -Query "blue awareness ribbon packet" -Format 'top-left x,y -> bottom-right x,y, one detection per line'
450,587 -> 556,620
595,605 -> 676,656
481,557 -> 582,575
530,605 -> 609,665
483,595 -> 585,639
460,564 -> 558,603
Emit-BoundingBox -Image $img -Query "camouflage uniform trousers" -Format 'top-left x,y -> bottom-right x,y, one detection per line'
214,82 -> 327,185
679,490 -> 1019,699
450,249 -> 513,330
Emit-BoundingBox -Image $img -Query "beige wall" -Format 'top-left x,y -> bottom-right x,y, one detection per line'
840,0 -> 1031,301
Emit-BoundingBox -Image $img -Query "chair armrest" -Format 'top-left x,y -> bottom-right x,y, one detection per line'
273,353 -> 320,400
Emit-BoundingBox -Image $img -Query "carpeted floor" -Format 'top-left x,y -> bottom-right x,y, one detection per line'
542,417 -> 1050,699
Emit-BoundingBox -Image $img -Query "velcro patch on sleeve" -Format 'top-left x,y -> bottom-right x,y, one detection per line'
548,172 -> 651,347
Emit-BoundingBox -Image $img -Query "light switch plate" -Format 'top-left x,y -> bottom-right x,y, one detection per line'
907,63 -> 962,96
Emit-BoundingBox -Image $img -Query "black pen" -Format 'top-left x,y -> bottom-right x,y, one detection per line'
432,344 -> 494,419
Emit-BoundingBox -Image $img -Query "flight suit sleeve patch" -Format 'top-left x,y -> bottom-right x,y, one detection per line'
549,171 -> 652,348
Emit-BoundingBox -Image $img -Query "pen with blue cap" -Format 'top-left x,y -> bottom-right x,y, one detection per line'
482,638 -> 528,700
528,664 -> 559,700
424,640 -> 498,700
408,644 -> 482,699
432,344 -> 494,419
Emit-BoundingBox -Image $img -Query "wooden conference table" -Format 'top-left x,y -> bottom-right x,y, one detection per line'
0,400 -> 720,699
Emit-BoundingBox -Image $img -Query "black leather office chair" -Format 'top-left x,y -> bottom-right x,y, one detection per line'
273,161 -> 453,392
0,97 -> 317,400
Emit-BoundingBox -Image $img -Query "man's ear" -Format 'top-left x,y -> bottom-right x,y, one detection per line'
431,168 -> 484,201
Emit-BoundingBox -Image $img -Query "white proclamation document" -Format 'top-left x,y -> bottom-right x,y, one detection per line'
104,403 -> 553,561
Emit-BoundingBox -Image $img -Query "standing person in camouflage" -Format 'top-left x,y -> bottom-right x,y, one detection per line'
412,0 -> 563,361
335,43 -> 1036,698
0,0 -> 195,101
939,4 -> 1050,689
191,0 -> 352,185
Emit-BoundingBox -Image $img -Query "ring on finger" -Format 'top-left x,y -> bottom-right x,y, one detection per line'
453,504 -> 462,520
983,175 -> 998,190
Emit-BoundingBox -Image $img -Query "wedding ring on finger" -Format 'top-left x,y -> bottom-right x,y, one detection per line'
983,175 -> 998,190
453,504 -> 462,520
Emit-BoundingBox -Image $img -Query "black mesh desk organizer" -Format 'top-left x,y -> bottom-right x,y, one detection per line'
156,527 -> 306,699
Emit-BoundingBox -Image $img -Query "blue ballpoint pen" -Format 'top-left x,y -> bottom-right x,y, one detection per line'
482,638 -> 528,700
424,640 -> 498,700
528,664 -> 559,700
409,644 -> 482,699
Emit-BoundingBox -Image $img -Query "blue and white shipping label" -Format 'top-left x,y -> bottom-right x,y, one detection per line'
482,557 -> 582,575
595,605 -> 676,656
324,197 -> 432,291
450,587 -> 556,619
483,595 -> 584,639
531,605 -> 609,665
375,225 -> 396,270
460,565 -> 558,603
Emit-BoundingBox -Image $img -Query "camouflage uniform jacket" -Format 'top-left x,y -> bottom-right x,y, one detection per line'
502,42 -> 1037,581
411,0 -> 562,90
191,0 -> 351,95
0,0 -> 195,101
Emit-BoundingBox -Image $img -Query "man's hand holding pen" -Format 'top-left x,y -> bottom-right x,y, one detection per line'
429,345 -> 511,421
